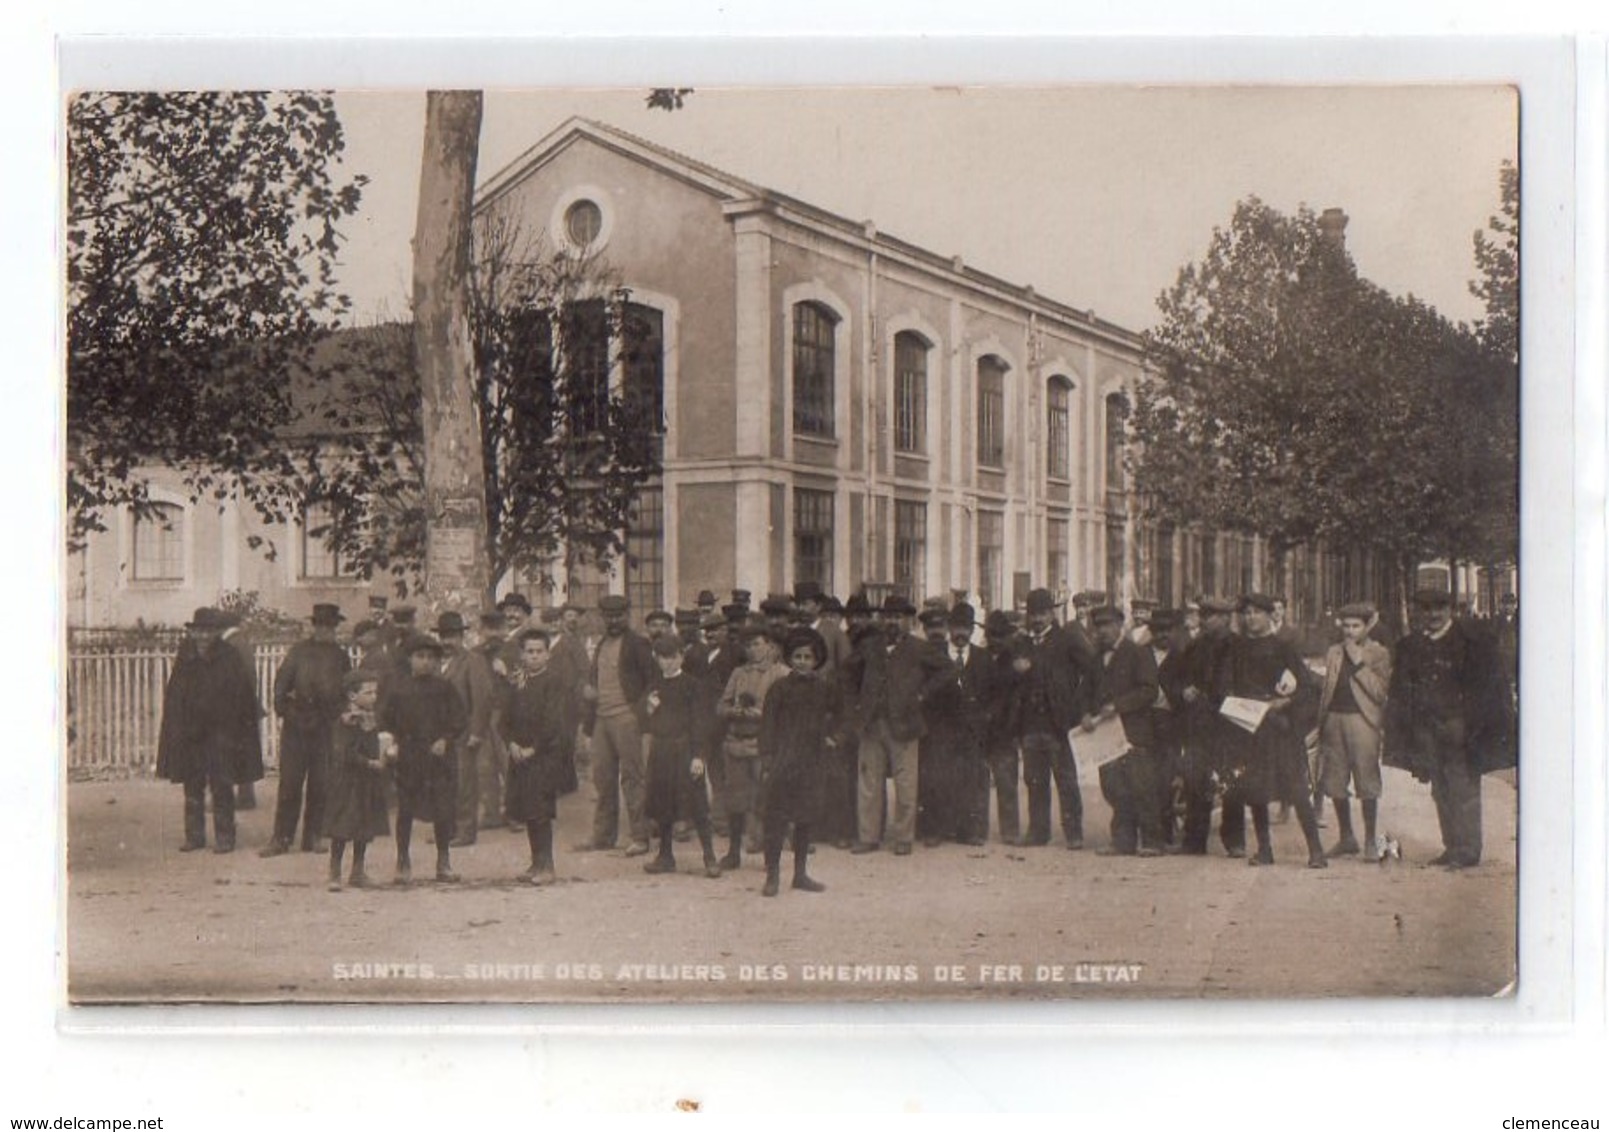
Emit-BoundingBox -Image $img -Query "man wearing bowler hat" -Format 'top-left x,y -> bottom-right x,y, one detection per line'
845,594 -> 951,855
1383,587 -> 1516,869
260,603 -> 350,857
579,593 -> 657,855
156,608 -> 264,853
1013,587 -> 1101,849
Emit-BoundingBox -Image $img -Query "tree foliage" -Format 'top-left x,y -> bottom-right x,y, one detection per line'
301,204 -> 662,598
65,91 -> 366,548
1129,189 -> 1519,591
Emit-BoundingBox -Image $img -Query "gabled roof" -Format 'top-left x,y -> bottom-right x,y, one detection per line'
475,116 -> 1144,352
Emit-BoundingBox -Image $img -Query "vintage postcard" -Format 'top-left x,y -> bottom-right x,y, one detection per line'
63,84 -> 1522,1005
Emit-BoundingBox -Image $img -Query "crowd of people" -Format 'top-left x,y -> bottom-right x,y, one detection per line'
152,580 -> 1519,898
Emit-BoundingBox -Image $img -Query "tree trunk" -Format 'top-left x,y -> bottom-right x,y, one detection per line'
412,91 -> 489,616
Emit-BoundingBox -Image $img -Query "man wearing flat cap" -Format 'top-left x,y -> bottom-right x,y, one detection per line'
1383,587 -> 1516,869
579,594 -> 657,856
1316,601 -> 1393,860
1010,587 -> 1102,849
844,593 -> 952,854
1172,596 -> 1242,855
1090,605 -> 1164,855
261,603 -> 350,858
156,608 -> 264,853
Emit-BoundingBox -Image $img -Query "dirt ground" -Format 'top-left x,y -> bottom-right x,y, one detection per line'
66,721 -> 1517,1004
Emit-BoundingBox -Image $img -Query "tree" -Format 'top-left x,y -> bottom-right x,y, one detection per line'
411,91 -> 491,613
65,91 -> 366,548
1471,159 -> 1518,366
1130,198 -> 1362,556
1129,195 -> 1514,609
300,202 -> 663,601
465,201 -> 661,596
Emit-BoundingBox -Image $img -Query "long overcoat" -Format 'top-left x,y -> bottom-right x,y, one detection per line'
156,638 -> 264,784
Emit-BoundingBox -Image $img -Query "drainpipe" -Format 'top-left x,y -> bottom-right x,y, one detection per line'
864,222 -> 879,591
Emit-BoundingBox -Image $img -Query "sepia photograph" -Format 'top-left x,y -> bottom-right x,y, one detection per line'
63,83 -> 1522,1005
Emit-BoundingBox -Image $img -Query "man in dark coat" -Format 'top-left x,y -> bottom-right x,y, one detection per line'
945,603 -> 997,845
578,594 -> 657,855
1171,596 -> 1240,856
1148,609 -> 1189,847
1383,588 -> 1517,869
219,612 -> 262,811
156,607 -> 264,853
1013,587 -> 1101,849
978,610 -> 1024,843
260,603 -> 350,857
438,611 -> 501,845
916,606 -> 963,845
846,594 -> 952,855
1090,605 -> 1164,856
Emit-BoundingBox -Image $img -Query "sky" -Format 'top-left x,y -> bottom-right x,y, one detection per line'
329,85 -> 1517,334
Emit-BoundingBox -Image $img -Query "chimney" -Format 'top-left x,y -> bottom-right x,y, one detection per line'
1318,207 -> 1349,248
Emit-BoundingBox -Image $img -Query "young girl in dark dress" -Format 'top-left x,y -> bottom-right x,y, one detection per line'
501,628 -> 570,886
757,627 -> 845,897
641,633 -> 722,879
322,671 -> 391,891
378,635 -> 467,885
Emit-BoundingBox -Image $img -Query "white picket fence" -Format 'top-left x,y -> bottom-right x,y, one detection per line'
65,643 -> 359,774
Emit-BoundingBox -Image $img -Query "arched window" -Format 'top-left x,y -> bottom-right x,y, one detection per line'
894,331 -> 928,454
1047,376 -> 1073,479
793,302 -> 836,437
976,355 -> 1007,468
132,502 -> 185,582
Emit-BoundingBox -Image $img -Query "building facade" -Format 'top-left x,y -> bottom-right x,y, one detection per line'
71,117 -> 1445,633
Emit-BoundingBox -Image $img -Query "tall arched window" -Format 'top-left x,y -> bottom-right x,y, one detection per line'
1047,376 -> 1073,479
132,502 -> 185,582
894,331 -> 928,454
976,355 -> 1007,468
793,302 -> 836,437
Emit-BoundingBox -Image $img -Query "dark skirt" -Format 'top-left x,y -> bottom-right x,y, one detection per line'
321,763 -> 390,841
1223,716 -> 1312,806
505,752 -> 561,823
645,738 -> 710,827
760,752 -> 826,828
394,749 -> 457,824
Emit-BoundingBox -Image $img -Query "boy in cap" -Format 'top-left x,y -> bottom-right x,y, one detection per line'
500,628 -> 572,886
716,621 -> 792,869
641,633 -> 722,878
380,635 -> 467,883
261,603 -> 350,857
1316,601 -> 1392,860
1383,588 -> 1515,869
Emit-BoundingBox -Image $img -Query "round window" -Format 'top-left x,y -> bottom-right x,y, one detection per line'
565,199 -> 603,248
